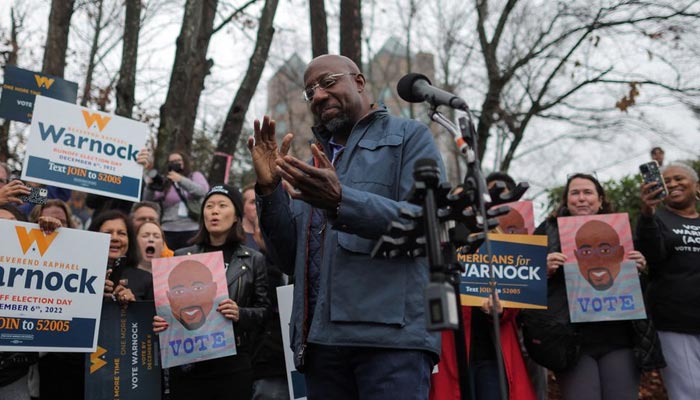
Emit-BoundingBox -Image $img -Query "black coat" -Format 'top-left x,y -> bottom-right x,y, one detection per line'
536,218 -> 665,371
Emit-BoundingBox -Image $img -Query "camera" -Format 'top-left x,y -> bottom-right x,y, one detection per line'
146,162 -> 183,191
167,161 -> 183,173
146,169 -> 166,191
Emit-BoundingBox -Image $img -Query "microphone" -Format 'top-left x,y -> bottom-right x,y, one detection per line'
397,73 -> 468,111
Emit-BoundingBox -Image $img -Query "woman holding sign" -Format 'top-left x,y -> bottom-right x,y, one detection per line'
39,210 -> 153,400
153,184 -> 269,400
638,162 -> 700,400
523,173 -> 663,400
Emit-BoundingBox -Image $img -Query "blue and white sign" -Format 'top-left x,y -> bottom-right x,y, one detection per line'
22,96 -> 147,202
0,65 -> 78,123
459,233 -> 548,309
0,220 -> 108,352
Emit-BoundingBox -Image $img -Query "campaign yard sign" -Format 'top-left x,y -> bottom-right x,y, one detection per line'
85,302 -> 160,400
459,233 -> 548,309
152,252 -> 236,369
22,96 -> 147,202
0,220 -> 108,352
558,213 -> 646,323
277,285 -> 307,400
0,65 -> 78,123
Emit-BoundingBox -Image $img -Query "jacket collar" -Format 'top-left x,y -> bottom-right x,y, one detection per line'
311,104 -> 387,156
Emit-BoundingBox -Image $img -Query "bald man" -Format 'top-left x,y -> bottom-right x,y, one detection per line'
250,54 -> 444,399
167,260 -> 218,330
498,208 -> 528,234
574,220 -> 625,291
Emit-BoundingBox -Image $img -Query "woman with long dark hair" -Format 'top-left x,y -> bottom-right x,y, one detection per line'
153,185 -> 269,400
637,162 -> 700,399
524,173 -> 664,400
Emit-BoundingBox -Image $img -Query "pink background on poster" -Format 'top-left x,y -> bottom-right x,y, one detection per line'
152,252 -> 230,309
558,213 -> 634,260
493,200 -> 535,235
151,251 -> 236,368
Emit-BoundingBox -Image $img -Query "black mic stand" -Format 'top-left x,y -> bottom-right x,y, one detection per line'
372,105 -> 527,400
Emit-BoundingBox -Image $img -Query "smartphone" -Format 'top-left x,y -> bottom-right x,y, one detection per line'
639,161 -> 667,200
19,187 -> 48,205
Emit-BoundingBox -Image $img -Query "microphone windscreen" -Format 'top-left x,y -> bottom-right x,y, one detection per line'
397,73 -> 431,103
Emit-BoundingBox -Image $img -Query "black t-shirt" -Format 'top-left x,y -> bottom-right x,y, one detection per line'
637,207 -> 700,333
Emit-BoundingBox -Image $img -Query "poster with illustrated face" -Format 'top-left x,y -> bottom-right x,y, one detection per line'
492,200 -> 535,235
558,213 -> 646,323
152,252 -> 236,368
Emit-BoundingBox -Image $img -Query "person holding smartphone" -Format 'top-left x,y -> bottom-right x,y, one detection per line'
637,162 -> 700,400
0,175 -> 31,206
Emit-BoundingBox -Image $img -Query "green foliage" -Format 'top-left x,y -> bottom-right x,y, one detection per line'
604,174 -> 643,229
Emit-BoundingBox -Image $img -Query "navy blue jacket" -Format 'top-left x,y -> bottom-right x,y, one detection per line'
258,107 -> 445,368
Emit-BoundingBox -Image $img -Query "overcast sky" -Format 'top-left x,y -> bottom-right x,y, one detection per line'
1,0 -> 699,220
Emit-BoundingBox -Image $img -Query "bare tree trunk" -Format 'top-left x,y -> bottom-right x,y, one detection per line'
81,0 -> 104,107
309,0 -> 328,57
155,0 -> 218,166
340,0 -> 362,69
0,7 -> 21,162
115,0 -> 141,118
209,0 -> 279,184
42,0 -> 75,76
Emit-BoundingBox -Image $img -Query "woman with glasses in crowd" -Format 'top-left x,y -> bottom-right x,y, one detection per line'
525,173 -> 664,400
153,185 -> 269,400
637,162 -> 700,400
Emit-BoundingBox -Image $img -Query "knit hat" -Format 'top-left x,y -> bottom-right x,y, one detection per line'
201,184 -> 244,219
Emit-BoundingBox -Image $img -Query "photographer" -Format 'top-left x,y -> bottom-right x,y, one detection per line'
140,151 -> 209,250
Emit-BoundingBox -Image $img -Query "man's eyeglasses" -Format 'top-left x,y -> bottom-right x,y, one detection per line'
575,244 -> 621,259
303,72 -> 357,103
169,282 -> 215,298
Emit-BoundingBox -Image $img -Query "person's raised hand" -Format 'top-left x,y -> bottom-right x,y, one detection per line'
247,116 -> 293,195
153,315 -> 169,333
38,216 -> 63,234
640,181 -> 664,217
546,252 -> 567,277
480,288 -> 503,316
166,170 -> 183,183
103,269 -> 115,300
217,298 -> 240,322
136,148 -> 153,169
277,143 -> 342,210
0,180 -> 30,205
628,250 -> 648,272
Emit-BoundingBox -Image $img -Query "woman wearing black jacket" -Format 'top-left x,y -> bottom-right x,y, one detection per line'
637,162 -> 700,400
154,184 -> 269,400
528,173 -> 664,400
